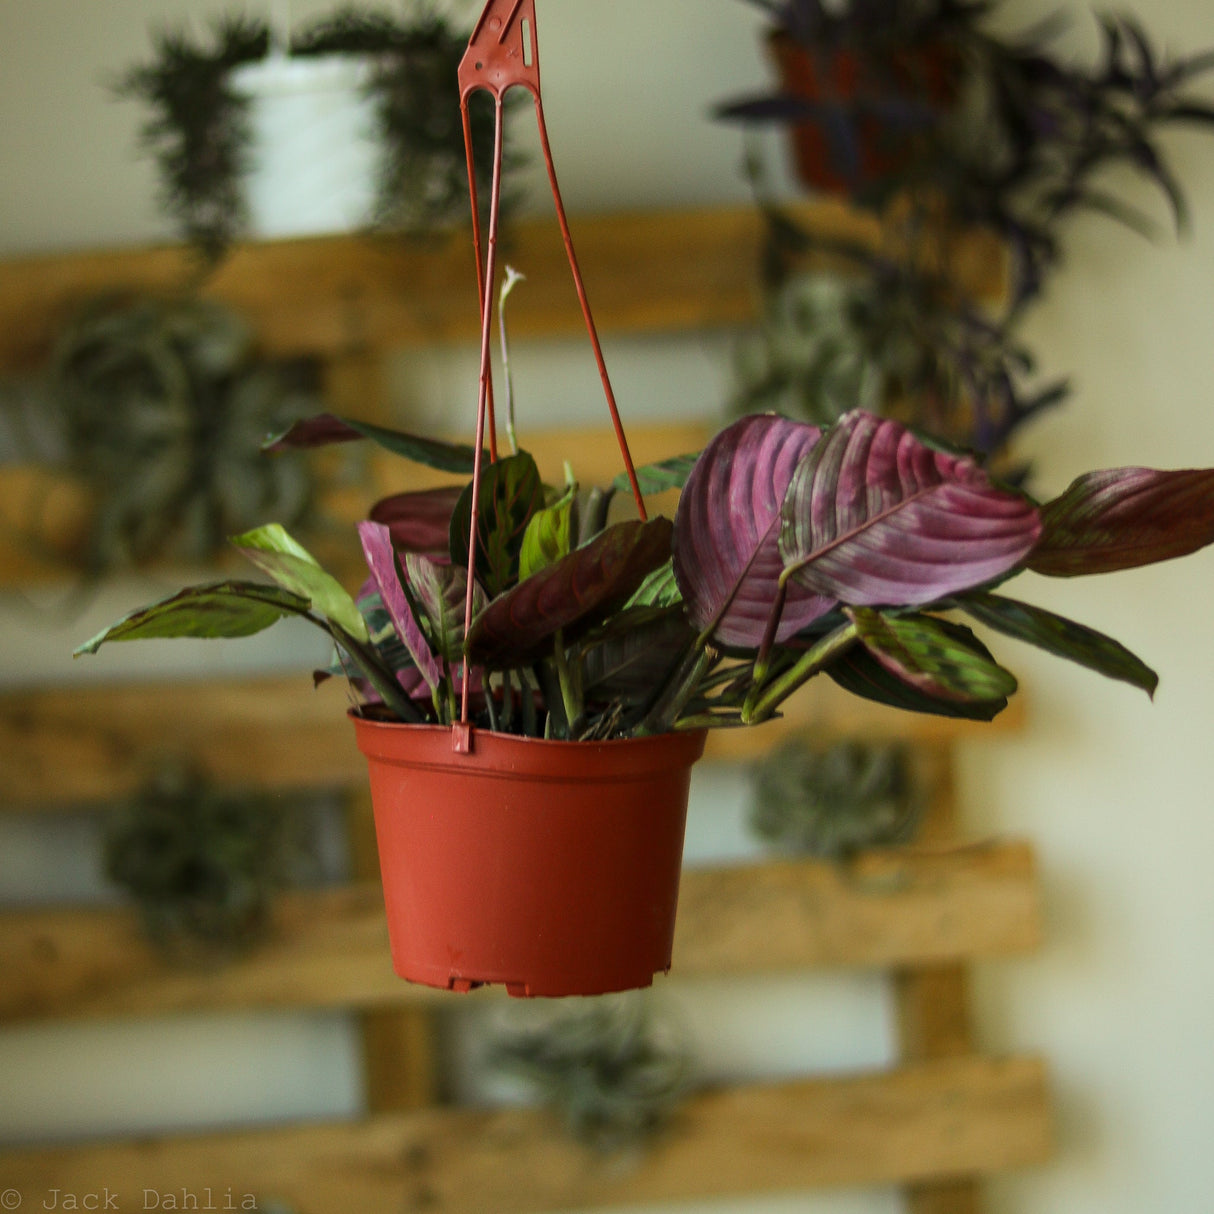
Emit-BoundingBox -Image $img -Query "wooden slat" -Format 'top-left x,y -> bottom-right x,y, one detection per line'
0,678 -> 365,808
0,674 -> 1021,811
0,1055 -> 1050,1208
895,745 -> 985,1213
0,203 -> 1004,369
0,842 -> 1041,1024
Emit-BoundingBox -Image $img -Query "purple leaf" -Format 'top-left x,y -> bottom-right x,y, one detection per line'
466,518 -> 674,668
358,521 -> 442,692
1028,466 -> 1214,576
370,486 -> 463,561
673,414 -> 834,648
780,411 -> 1042,605
263,413 -> 481,473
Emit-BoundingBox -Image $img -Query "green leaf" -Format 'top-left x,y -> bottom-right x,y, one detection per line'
627,560 -> 683,609
848,608 -> 1018,704
826,642 -> 1010,721
263,413 -> 482,473
74,582 -> 313,655
519,485 -> 577,581
956,590 -> 1158,697
231,524 -> 368,642
449,452 -> 545,597
613,453 -> 700,496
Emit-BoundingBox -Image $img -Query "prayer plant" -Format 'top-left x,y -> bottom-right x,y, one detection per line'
76,408 -> 1214,741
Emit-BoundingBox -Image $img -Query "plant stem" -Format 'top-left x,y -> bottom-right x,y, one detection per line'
636,642 -> 715,736
742,620 -> 859,725
552,630 -> 584,738
331,624 -> 424,723
498,266 -> 526,456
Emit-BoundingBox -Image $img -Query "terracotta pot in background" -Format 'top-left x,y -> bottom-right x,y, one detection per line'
768,31 -> 959,195
352,715 -> 708,997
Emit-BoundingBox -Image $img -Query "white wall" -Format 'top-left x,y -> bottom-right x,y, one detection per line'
2,2 -> 1213,1213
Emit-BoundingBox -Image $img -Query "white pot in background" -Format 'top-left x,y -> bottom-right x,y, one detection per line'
229,53 -> 380,240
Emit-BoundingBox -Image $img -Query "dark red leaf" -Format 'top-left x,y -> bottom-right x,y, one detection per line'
466,518 -> 674,668
370,486 -> 463,560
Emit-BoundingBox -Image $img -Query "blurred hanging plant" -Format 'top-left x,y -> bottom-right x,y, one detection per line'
749,736 -> 922,859
719,3 -> 1214,462
483,995 -> 695,1152
1,294 -> 317,574
103,765 -> 311,956
117,5 -> 515,262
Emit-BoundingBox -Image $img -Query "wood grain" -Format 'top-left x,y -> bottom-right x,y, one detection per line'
0,672 -> 1022,811
0,1056 -> 1050,1209
0,203 -> 1003,368
0,842 -> 1041,1024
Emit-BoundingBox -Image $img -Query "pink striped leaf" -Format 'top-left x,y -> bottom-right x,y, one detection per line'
358,521 -> 442,692
1028,466 -> 1214,576
780,411 -> 1042,605
673,414 -> 833,647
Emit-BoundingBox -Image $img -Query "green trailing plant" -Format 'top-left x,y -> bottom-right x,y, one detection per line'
483,995 -> 694,1151
74,401 -> 1214,742
104,765 -> 310,955
1,294 -> 316,573
749,737 -> 921,858
118,5 -> 513,261
719,2 -> 1214,459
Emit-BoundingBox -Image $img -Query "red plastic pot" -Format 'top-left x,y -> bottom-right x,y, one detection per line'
352,714 -> 708,997
768,32 -> 959,195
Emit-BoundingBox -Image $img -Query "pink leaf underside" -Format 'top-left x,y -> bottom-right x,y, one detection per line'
370,486 -> 462,561
673,414 -> 833,647
1029,466 -> 1214,576
781,411 -> 1043,606
358,521 -> 443,691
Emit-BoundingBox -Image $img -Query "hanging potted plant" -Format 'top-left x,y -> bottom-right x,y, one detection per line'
117,5 -> 511,260
74,404 -> 1214,995
78,0 -> 1214,998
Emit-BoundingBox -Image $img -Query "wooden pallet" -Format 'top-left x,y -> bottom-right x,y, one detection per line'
0,209 -> 1045,1211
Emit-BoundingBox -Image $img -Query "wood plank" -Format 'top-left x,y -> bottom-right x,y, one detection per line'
0,1056 -> 1051,1208
0,203 -> 1004,369
0,842 -> 1042,1024
0,673 -> 1022,811
895,745 -> 986,1213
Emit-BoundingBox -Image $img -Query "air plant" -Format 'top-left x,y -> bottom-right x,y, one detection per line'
749,737 -> 921,858
75,404 -> 1214,741
104,765 -> 311,955
483,995 -> 694,1151
1,294 -> 316,573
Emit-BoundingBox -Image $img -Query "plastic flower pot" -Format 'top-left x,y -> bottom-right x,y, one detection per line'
352,714 -> 708,997
768,32 -> 959,195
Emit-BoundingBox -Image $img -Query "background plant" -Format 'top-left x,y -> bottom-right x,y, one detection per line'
720,2 -> 1214,462
0,293 -> 317,574
483,995 -> 694,1152
104,765 -> 315,956
118,5 -> 514,262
